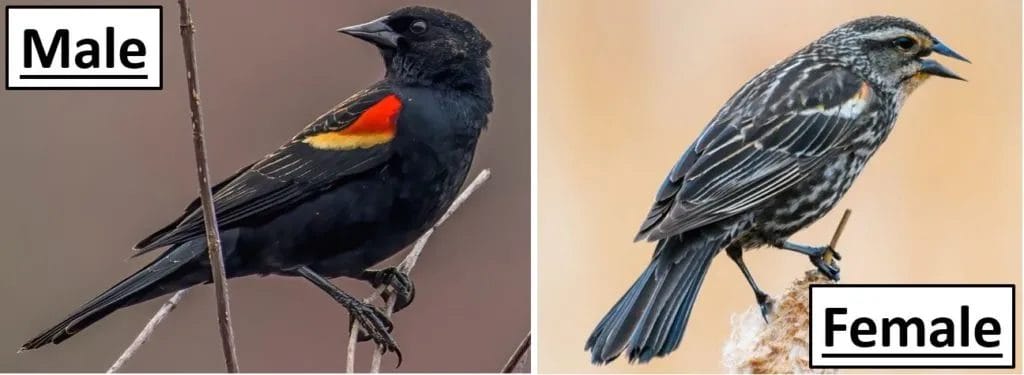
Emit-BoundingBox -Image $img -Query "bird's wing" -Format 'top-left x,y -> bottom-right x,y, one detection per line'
637,65 -> 879,242
134,84 -> 403,253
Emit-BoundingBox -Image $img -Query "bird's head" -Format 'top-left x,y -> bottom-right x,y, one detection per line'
819,16 -> 969,97
337,6 -> 492,91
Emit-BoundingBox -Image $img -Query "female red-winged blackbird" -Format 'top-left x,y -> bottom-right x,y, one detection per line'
586,16 -> 968,364
22,6 -> 493,360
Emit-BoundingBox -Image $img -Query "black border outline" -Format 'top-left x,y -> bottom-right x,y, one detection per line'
5,5 -> 163,90
19,74 -> 148,79
808,283 -> 1016,369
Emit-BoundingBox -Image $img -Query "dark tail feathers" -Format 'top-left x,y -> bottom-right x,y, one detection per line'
585,236 -> 721,364
21,241 -> 209,351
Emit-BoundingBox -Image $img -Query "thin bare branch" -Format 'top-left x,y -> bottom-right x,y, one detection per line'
107,290 -> 189,373
346,318 -> 358,373
829,209 -> 851,247
177,0 -> 240,371
346,169 -> 492,372
500,332 -> 531,373
822,209 -> 851,265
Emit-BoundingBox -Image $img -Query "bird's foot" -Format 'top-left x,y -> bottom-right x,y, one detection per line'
778,241 -> 841,281
755,290 -> 774,323
346,300 -> 402,364
361,267 -> 415,313
809,246 -> 841,281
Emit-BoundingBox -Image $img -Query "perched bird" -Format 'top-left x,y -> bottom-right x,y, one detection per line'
22,6 -> 493,361
586,16 -> 968,364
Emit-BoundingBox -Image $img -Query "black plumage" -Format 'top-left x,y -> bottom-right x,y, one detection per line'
587,16 -> 969,364
23,6 -> 493,361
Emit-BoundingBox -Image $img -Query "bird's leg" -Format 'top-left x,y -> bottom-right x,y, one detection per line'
726,245 -> 773,322
359,267 -> 416,313
775,240 -> 841,281
296,266 -> 401,362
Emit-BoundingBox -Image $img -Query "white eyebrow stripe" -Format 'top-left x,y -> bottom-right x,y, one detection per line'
861,27 -> 913,41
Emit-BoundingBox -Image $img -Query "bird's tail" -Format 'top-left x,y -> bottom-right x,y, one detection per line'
21,240 -> 210,351
585,235 -> 724,364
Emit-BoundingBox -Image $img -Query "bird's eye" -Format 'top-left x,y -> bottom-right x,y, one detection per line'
892,36 -> 917,52
409,20 -> 428,34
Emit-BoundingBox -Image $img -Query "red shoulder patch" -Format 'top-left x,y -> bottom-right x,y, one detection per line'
303,94 -> 403,150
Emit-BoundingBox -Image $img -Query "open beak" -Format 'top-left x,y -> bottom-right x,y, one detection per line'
921,39 -> 969,81
337,16 -> 400,49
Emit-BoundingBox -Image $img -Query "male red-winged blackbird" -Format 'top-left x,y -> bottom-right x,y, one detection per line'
586,16 -> 968,364
22,6 -> 493,360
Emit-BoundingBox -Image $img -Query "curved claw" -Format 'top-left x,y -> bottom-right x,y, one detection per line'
382,271 -> 415,313
755,291 -> 774,323
362,268 -> 416,313
377,342 -> 404,368
348,301 -> 402,364
810,254 -> 841,281
830,247 -> 842,261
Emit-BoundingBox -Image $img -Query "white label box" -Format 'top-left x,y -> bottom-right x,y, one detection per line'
6,6 -> 162,89
810,284 -> 1015,369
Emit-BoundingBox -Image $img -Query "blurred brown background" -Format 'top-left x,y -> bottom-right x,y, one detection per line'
540,0 -> 1020,373
1,0 -> 528,372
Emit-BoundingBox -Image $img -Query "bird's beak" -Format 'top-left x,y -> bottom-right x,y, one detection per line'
932,40 -> 971,63
920,39 -> 969,81
337,16 -> 400,49
920,59 -> 965,81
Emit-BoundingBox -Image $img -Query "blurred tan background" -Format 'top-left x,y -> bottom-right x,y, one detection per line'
1,0 -> 528,372
539,0 -> 1020,373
